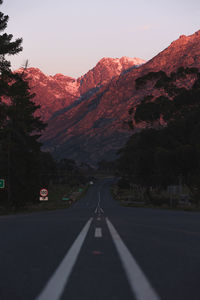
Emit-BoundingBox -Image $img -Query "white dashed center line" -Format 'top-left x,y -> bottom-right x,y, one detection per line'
95,227 -> 102,238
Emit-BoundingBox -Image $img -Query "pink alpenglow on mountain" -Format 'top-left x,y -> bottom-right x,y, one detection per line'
19,68 -> 80,121
78,57 -> 146,94
20,31 -> 200,165
21,56 -> 145,122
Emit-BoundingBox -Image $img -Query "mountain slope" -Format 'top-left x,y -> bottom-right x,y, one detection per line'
40,30 -> 200,165
78,56 -> 145,94
22,56 -> 145,122
21,68 -> 80,121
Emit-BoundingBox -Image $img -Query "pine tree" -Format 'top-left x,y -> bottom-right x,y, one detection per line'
0,0 -> 22,135
0,0 -> 47,208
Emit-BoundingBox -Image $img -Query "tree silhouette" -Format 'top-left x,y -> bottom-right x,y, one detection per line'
117,68 -> 200,205
0,1 -> 46,208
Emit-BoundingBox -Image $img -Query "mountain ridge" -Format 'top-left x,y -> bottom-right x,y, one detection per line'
21,56 -> 145,122
21,30 -> 200,165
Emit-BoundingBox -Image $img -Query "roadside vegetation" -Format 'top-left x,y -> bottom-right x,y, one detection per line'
0,157 -> 89,214
0,2 -> 89,214
116,67 -> 200,210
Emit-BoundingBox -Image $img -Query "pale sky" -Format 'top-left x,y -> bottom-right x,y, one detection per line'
2,0 -> 200,78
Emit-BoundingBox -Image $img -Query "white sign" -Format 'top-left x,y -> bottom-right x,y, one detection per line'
40,188 -> 48,197
40,196 -> 48,201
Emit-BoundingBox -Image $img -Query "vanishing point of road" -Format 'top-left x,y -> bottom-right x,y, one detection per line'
0,178 -> 200,300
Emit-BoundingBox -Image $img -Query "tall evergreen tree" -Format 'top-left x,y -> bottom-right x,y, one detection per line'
0,0 -> 46,208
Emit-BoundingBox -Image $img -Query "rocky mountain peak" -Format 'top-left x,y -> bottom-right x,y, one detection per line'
119,56 -> 146,65
96,56 -> 145,68
52,73 -> 76,82
17,56 -> 145,121
78,56 -> 146,94
169,30 -> 200,47
138,30 -> 200,76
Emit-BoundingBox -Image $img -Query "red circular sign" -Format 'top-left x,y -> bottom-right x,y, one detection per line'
40,188 -> 48,197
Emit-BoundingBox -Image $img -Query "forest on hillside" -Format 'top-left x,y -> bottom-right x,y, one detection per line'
117,67 -> 200,207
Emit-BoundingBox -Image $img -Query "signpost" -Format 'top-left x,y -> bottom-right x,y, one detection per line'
40,188 -> 48,201
40,196 -> 48,201
0,179 -> 5,189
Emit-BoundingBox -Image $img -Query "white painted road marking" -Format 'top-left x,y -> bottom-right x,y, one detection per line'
106,218 -> 160,300
94,191 -> 104,214
98,191 -> 101,205
36,218 -> 93,300
95,227 -> 102,238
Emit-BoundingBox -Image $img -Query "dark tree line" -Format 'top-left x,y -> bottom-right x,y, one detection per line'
0,0 -> 52,208
0,1 -> 87,210
0,1 -> 86,210
117,67 -> 200,205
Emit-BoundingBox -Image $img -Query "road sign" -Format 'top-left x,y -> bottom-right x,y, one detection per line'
40,196 -> 48,201
62,197 -> 70,201
40,188 -> 48,197
0,179 -> 5,189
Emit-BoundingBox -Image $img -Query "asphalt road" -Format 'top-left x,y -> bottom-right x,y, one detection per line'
0,178 -> 200,300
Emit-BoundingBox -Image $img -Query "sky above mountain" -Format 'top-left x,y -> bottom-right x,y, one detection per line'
2,0 -> 200,78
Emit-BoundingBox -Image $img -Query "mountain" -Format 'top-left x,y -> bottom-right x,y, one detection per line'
78,56 -> 145,95
25,30 -> 200,165
19,68 -> 80,121
22,57 -> 145,122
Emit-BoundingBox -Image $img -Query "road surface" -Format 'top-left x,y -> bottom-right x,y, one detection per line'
0,178 -> 200,300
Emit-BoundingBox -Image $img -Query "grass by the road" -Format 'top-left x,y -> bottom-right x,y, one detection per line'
48,183 -> 90,205
111,184 -> 200,212
0,183 -> 89,216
